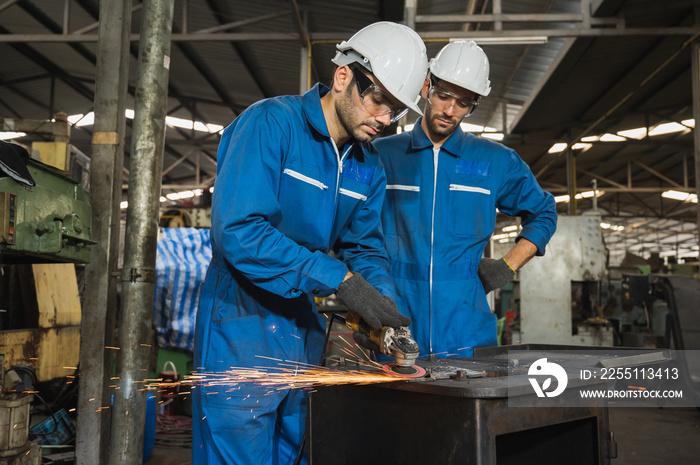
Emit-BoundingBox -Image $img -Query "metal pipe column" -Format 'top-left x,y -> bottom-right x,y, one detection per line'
109,0 -> 174,463
76,1 -> 132,463
693,39 -> 700,259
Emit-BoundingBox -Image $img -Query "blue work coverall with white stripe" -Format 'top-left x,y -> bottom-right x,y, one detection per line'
193,83 -> 395,465
375,120 -> 556,358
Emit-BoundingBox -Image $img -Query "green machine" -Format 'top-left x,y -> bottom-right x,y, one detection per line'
0,158 -> 94,263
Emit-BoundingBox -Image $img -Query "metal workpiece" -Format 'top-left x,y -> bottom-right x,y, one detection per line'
109,0 -> 174,464
0,159 -> 93,263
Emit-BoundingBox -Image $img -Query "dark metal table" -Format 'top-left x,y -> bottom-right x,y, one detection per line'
308,347 -> 617,465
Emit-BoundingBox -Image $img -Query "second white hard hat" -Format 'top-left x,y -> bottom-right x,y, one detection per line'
332,21 -> 428,115
430,40 -> 491,97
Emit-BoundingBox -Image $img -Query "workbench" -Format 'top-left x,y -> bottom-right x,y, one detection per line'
308,346 -> 617,465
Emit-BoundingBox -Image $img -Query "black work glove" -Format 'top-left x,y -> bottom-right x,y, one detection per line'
336,273 -> 412,330
478,257 -> 515,294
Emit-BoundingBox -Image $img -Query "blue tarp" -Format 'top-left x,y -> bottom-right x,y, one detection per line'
154,227 -> 211,351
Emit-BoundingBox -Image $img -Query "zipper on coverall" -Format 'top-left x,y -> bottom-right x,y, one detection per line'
429,145 -> 440,356
328,138 -> 353,250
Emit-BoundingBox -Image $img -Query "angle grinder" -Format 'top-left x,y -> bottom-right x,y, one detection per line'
345,311 -> 426,378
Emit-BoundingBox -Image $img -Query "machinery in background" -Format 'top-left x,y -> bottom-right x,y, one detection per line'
518,214 -> 613,346
620,273 -> 700,351
1,116 -> 91,394
0,158 -> 94,264
1,355 -> 42,464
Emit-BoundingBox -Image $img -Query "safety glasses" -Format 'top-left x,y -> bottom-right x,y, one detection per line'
427,82 -> 480,117
351,66 -> 409,124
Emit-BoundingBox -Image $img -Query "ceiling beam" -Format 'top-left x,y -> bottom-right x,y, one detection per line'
2,27 -> 699,44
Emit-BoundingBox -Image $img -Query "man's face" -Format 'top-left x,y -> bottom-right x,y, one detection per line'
423,79 -> 479,140
335,67 -> 397,143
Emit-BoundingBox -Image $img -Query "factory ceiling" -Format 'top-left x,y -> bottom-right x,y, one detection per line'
0,0 -> 698,264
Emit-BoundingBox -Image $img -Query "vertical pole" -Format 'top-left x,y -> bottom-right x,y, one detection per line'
49,77 -> 55,118
405,0 -> 417,30
62,0 -> 71,34
566,147 -> 577,215
493,0 -> 502,31
501,101 -> 508,134
692,39 -> 700,259
591,178 -> 598,212
581,0 -> 591,29
76,0 -> 132,464
109,0 -> 174,464
299,41 -> 309,94
181,0 -> 188,33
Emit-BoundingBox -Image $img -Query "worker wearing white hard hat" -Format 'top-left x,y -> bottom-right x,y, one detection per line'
375,40 -> 557,360
193,22 -> 426,465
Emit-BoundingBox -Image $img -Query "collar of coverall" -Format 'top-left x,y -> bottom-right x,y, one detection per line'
302,82 -> 378,157
408,116 -> 476,157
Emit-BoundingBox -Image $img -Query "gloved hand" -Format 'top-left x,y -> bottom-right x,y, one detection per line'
478,257 -> 515,294
336,272 -> 412,330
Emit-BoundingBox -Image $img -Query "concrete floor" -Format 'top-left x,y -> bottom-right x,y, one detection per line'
145,407 -> 700,464
609,407 -> 700,464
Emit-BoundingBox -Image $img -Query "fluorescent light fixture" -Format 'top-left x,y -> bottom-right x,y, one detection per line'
67,109 -> 223,134
461,122 -> 485,132
681,118 -> 695,128
404,123 -> 415,132
502,225 -> 519,232
481,132 -> 504,141
396,126 -> 403,134
617,127 -> 646,139
177,190 -> 196,199
68,112 -> 94,126
120,201 -> 128,209
454,36 -> 548,45
662,190 -> 698,203
600,222 -> 624,231
580,135 -> 599,142
648,122 -> 689,136
164,115 -> 223,133
599,133 -> 626,142
554,190 -> 604,203
492,233 -> 508,240
498,238 -> 511,243
576,190 -> 604,199
571,142 -> 592,151
0,132 -> 26,140
548,143 -> 567,154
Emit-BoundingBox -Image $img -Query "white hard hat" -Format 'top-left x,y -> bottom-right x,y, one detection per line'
430,40 -> 491,97
332,22 -> 428,115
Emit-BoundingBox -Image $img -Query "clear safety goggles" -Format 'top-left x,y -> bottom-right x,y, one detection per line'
351,66 -> 409,124
427,81 -> 480,117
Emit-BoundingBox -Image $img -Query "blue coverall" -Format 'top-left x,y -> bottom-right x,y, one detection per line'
193,83 -> 396,464
375,120 -> 556,357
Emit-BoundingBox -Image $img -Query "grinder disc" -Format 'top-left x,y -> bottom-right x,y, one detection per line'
382,363 -> 426,378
